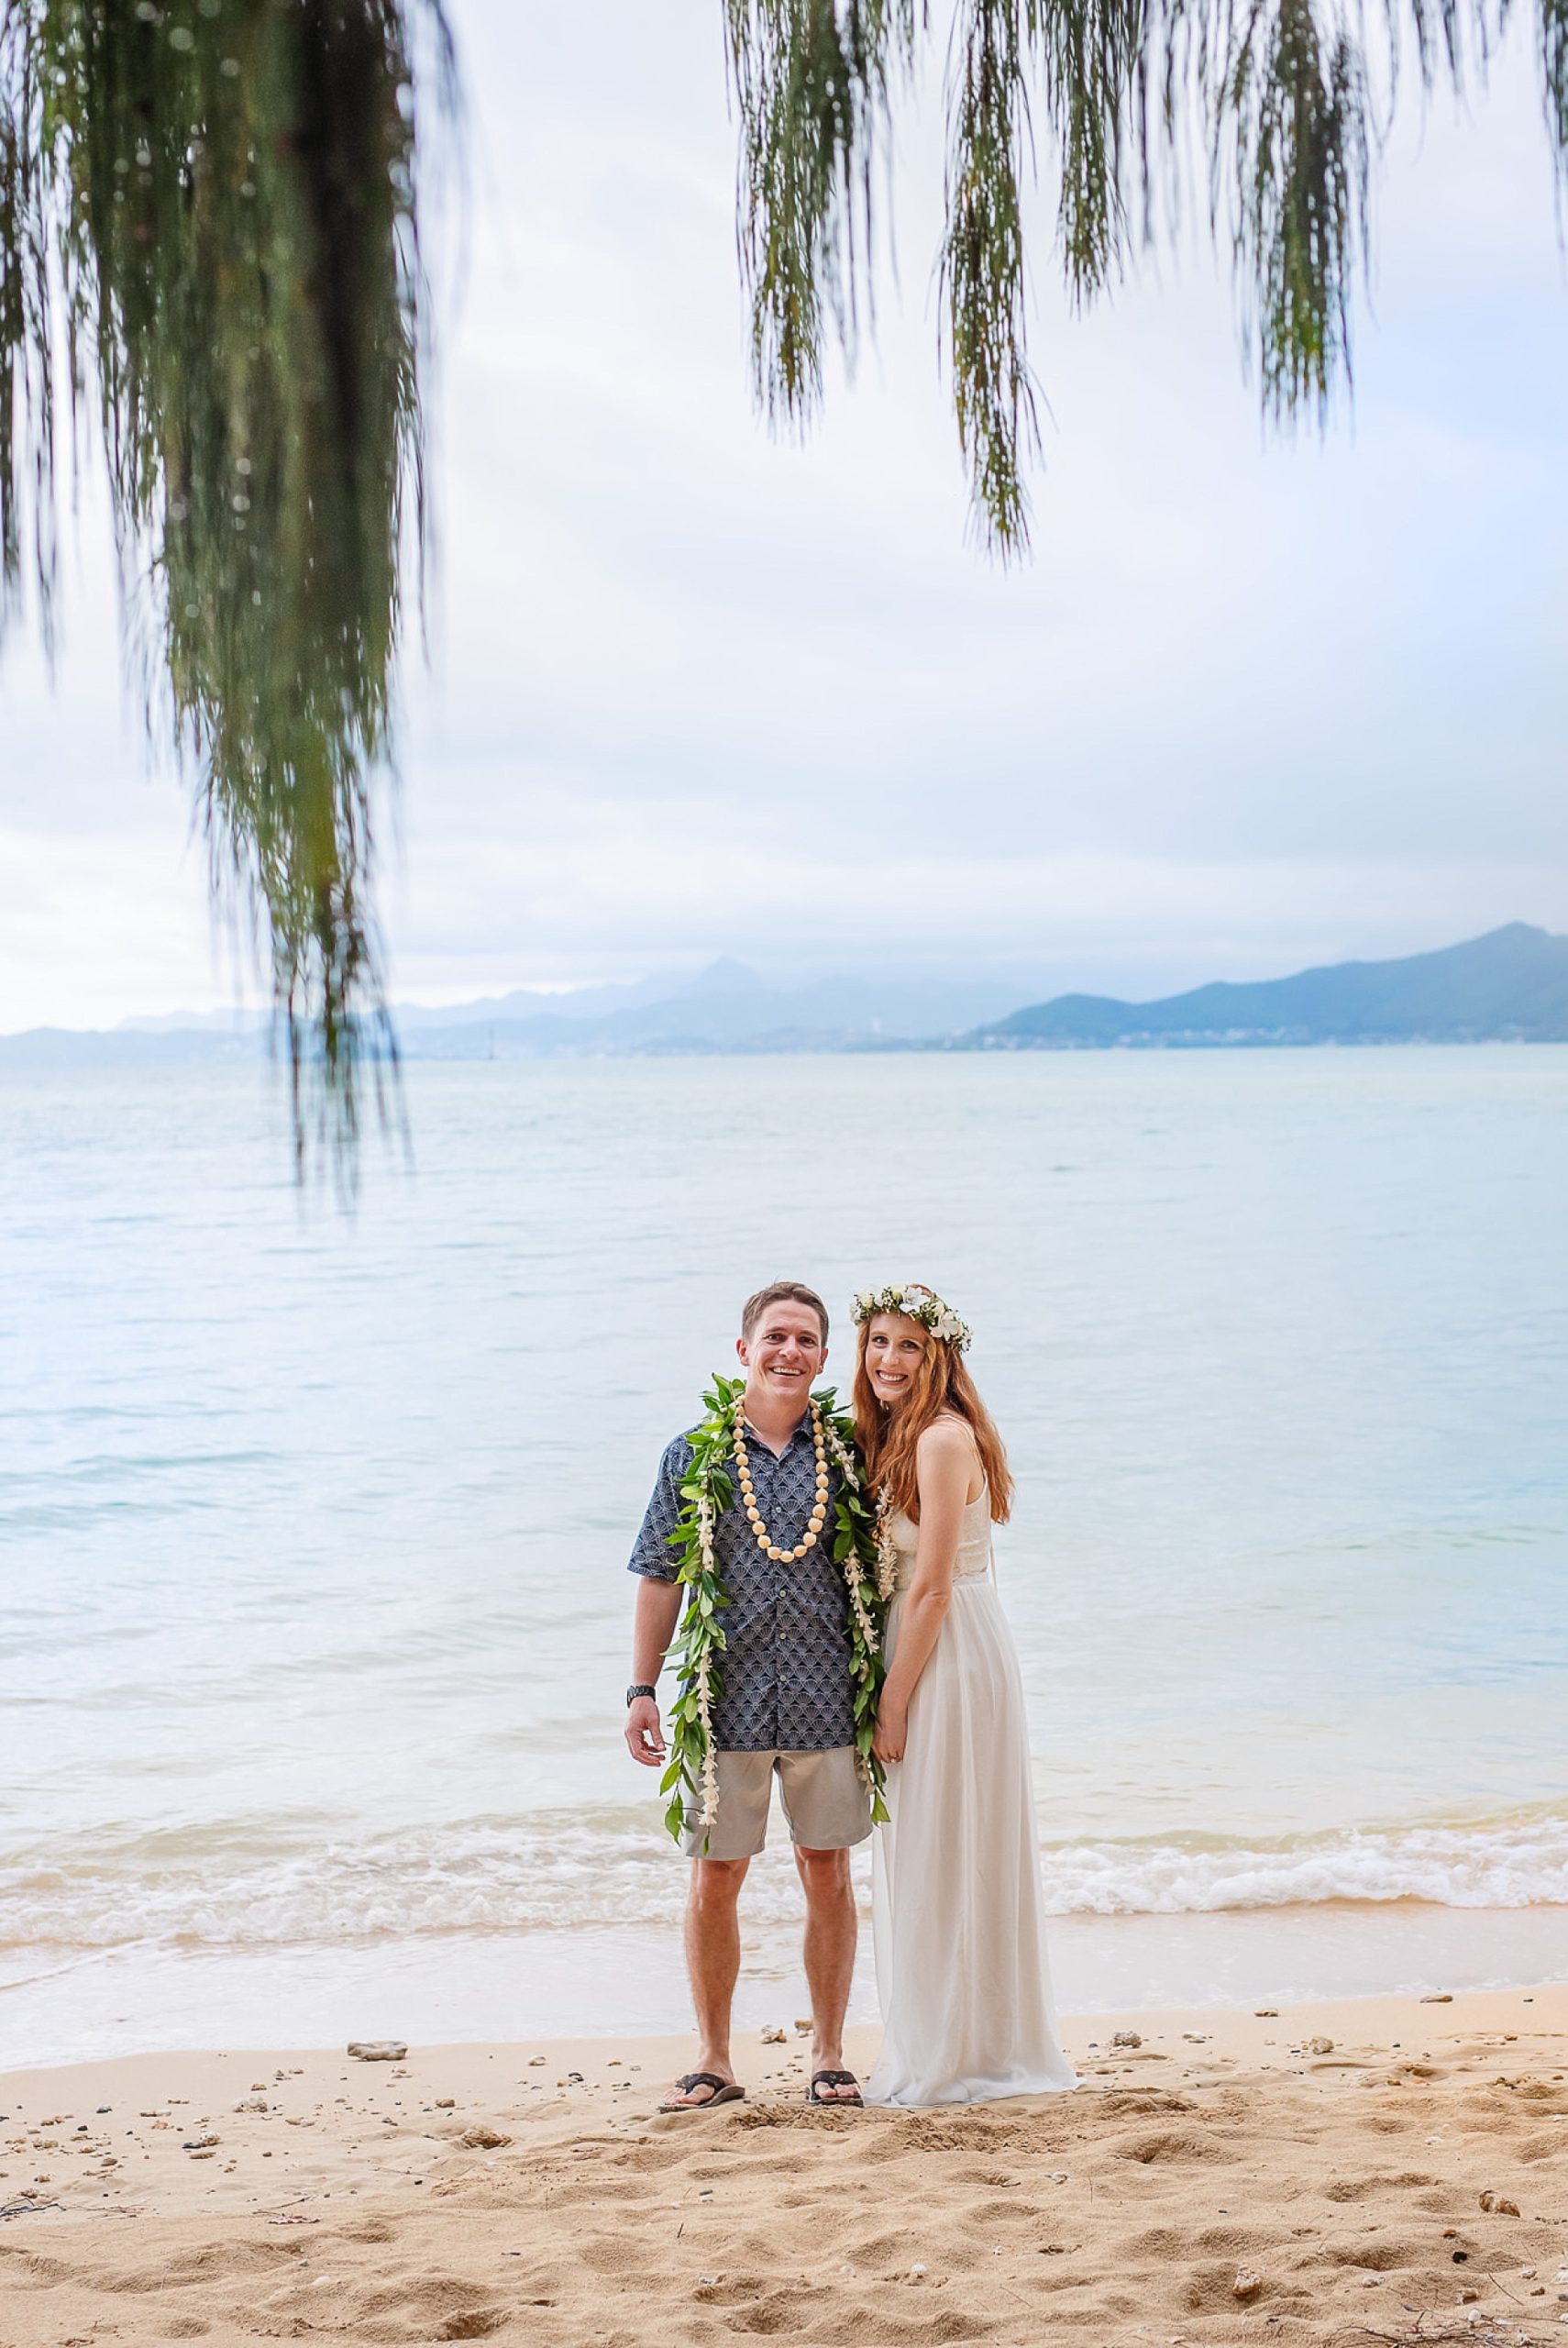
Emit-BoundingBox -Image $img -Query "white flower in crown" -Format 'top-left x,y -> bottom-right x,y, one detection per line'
850,1281 -> 973,1351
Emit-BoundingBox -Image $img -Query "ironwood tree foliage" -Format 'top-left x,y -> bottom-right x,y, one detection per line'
0,0 -> 449,1159
2,3 -> 1562,1156
722,0 -> 1568,551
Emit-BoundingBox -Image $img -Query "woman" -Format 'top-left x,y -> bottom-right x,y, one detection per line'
855,1283 -> 1077,2107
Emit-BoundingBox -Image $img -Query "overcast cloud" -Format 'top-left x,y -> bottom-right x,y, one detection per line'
2,0 -> 1564,1028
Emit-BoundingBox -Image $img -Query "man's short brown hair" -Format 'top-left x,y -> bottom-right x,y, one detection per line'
741,1280 -> 829,1344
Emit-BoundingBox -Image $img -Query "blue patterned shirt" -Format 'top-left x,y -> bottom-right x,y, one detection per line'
628,1413 -> 857,1752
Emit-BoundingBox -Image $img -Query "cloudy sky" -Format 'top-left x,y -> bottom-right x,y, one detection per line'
3,0 -> 1565,1029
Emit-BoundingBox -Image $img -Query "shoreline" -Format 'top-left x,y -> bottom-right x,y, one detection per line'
6,1978 -> 1566,2116
6,1898 -> 1568,2074
3,1983 -> 1565,2346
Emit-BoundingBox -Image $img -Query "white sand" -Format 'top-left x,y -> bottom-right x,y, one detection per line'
2,1984 -> 1565,2344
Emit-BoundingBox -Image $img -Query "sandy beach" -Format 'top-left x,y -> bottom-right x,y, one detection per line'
3,1985 -> 1564,2345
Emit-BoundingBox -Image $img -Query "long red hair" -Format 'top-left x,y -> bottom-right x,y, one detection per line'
852,1311 -> 1013,1524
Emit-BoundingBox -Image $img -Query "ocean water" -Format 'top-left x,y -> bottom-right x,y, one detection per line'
3,1048 -> 1566,2064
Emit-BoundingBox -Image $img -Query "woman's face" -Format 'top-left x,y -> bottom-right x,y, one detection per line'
865,1312 -> 927,1408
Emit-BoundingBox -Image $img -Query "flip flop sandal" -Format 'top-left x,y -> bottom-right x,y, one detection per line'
660,2071 -> 745,2113
809,2069 -> 864,2107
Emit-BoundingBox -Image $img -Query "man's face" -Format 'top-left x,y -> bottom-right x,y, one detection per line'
735,1302 -> 827,1410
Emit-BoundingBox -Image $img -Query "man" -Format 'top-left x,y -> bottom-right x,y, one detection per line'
624,1279 -> 869,2111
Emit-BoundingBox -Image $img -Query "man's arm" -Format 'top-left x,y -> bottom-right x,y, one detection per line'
624,1575 -> 683,1766
624,1434 -> 691,1767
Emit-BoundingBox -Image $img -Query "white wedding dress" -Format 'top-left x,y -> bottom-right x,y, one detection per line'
866,1483 -> 1077,2106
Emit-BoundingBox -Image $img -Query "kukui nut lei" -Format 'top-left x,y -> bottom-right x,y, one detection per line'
734,1403 -> 830,1561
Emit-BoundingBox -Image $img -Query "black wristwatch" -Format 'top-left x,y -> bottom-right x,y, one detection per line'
625,1683 -> 657,1708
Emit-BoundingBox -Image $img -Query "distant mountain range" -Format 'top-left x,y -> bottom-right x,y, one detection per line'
3,925 -> 1564,1066
0,960 -> 1059,1065
969,923 -> 1568,1048
116,967 -> 686,1035
386,961 -> 1055,1058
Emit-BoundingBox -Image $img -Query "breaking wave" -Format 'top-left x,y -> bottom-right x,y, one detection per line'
4,1809 -> 1566,1954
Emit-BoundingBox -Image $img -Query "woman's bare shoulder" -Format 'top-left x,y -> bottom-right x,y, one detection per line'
916,1413 -> 978,1461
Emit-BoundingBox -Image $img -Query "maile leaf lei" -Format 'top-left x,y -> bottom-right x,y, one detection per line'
660,1374 -> 890,1851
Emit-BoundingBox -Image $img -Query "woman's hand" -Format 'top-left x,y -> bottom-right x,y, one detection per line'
873,1700 -> 908,1765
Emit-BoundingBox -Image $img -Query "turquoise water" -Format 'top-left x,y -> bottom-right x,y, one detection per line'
3,1048 -> 1566,2056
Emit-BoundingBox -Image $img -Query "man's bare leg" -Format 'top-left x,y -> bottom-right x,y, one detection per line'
795,1844 -> 859,2101
664,1855 -> 750,2109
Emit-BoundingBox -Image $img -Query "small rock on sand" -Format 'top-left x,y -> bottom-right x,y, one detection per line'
1232,2270 -> 1263,2300
1420,1994 -> 1453,2005
1110,2031 -> 1143,2049
761,2027 -> 787,2044
347,2041 -> 407,2062
1305,2036 -> 1335,2054
1479,2191 -> 1521,2216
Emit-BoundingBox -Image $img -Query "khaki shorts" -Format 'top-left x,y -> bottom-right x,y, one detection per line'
679,1746 -> 872,1861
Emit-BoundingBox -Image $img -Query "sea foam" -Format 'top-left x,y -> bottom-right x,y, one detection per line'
4,1811 -> 1565,1953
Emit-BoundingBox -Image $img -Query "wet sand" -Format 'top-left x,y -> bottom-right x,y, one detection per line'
2,1985 -> 1565,2344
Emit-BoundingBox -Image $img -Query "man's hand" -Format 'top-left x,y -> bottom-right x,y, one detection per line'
625,1695 -> 666,1766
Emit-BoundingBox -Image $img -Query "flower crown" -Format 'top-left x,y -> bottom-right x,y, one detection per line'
851,1283 -> 973,1353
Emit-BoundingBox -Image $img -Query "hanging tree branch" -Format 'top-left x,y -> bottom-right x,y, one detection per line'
942,0 -> 1041,554
0,0 -> 453,1171
1037,0 -> 1143,303
1541,0 -> 1568,152
723,0 -> 1565,550
724,0 -> 923,421
1220,0 -> 1371,419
